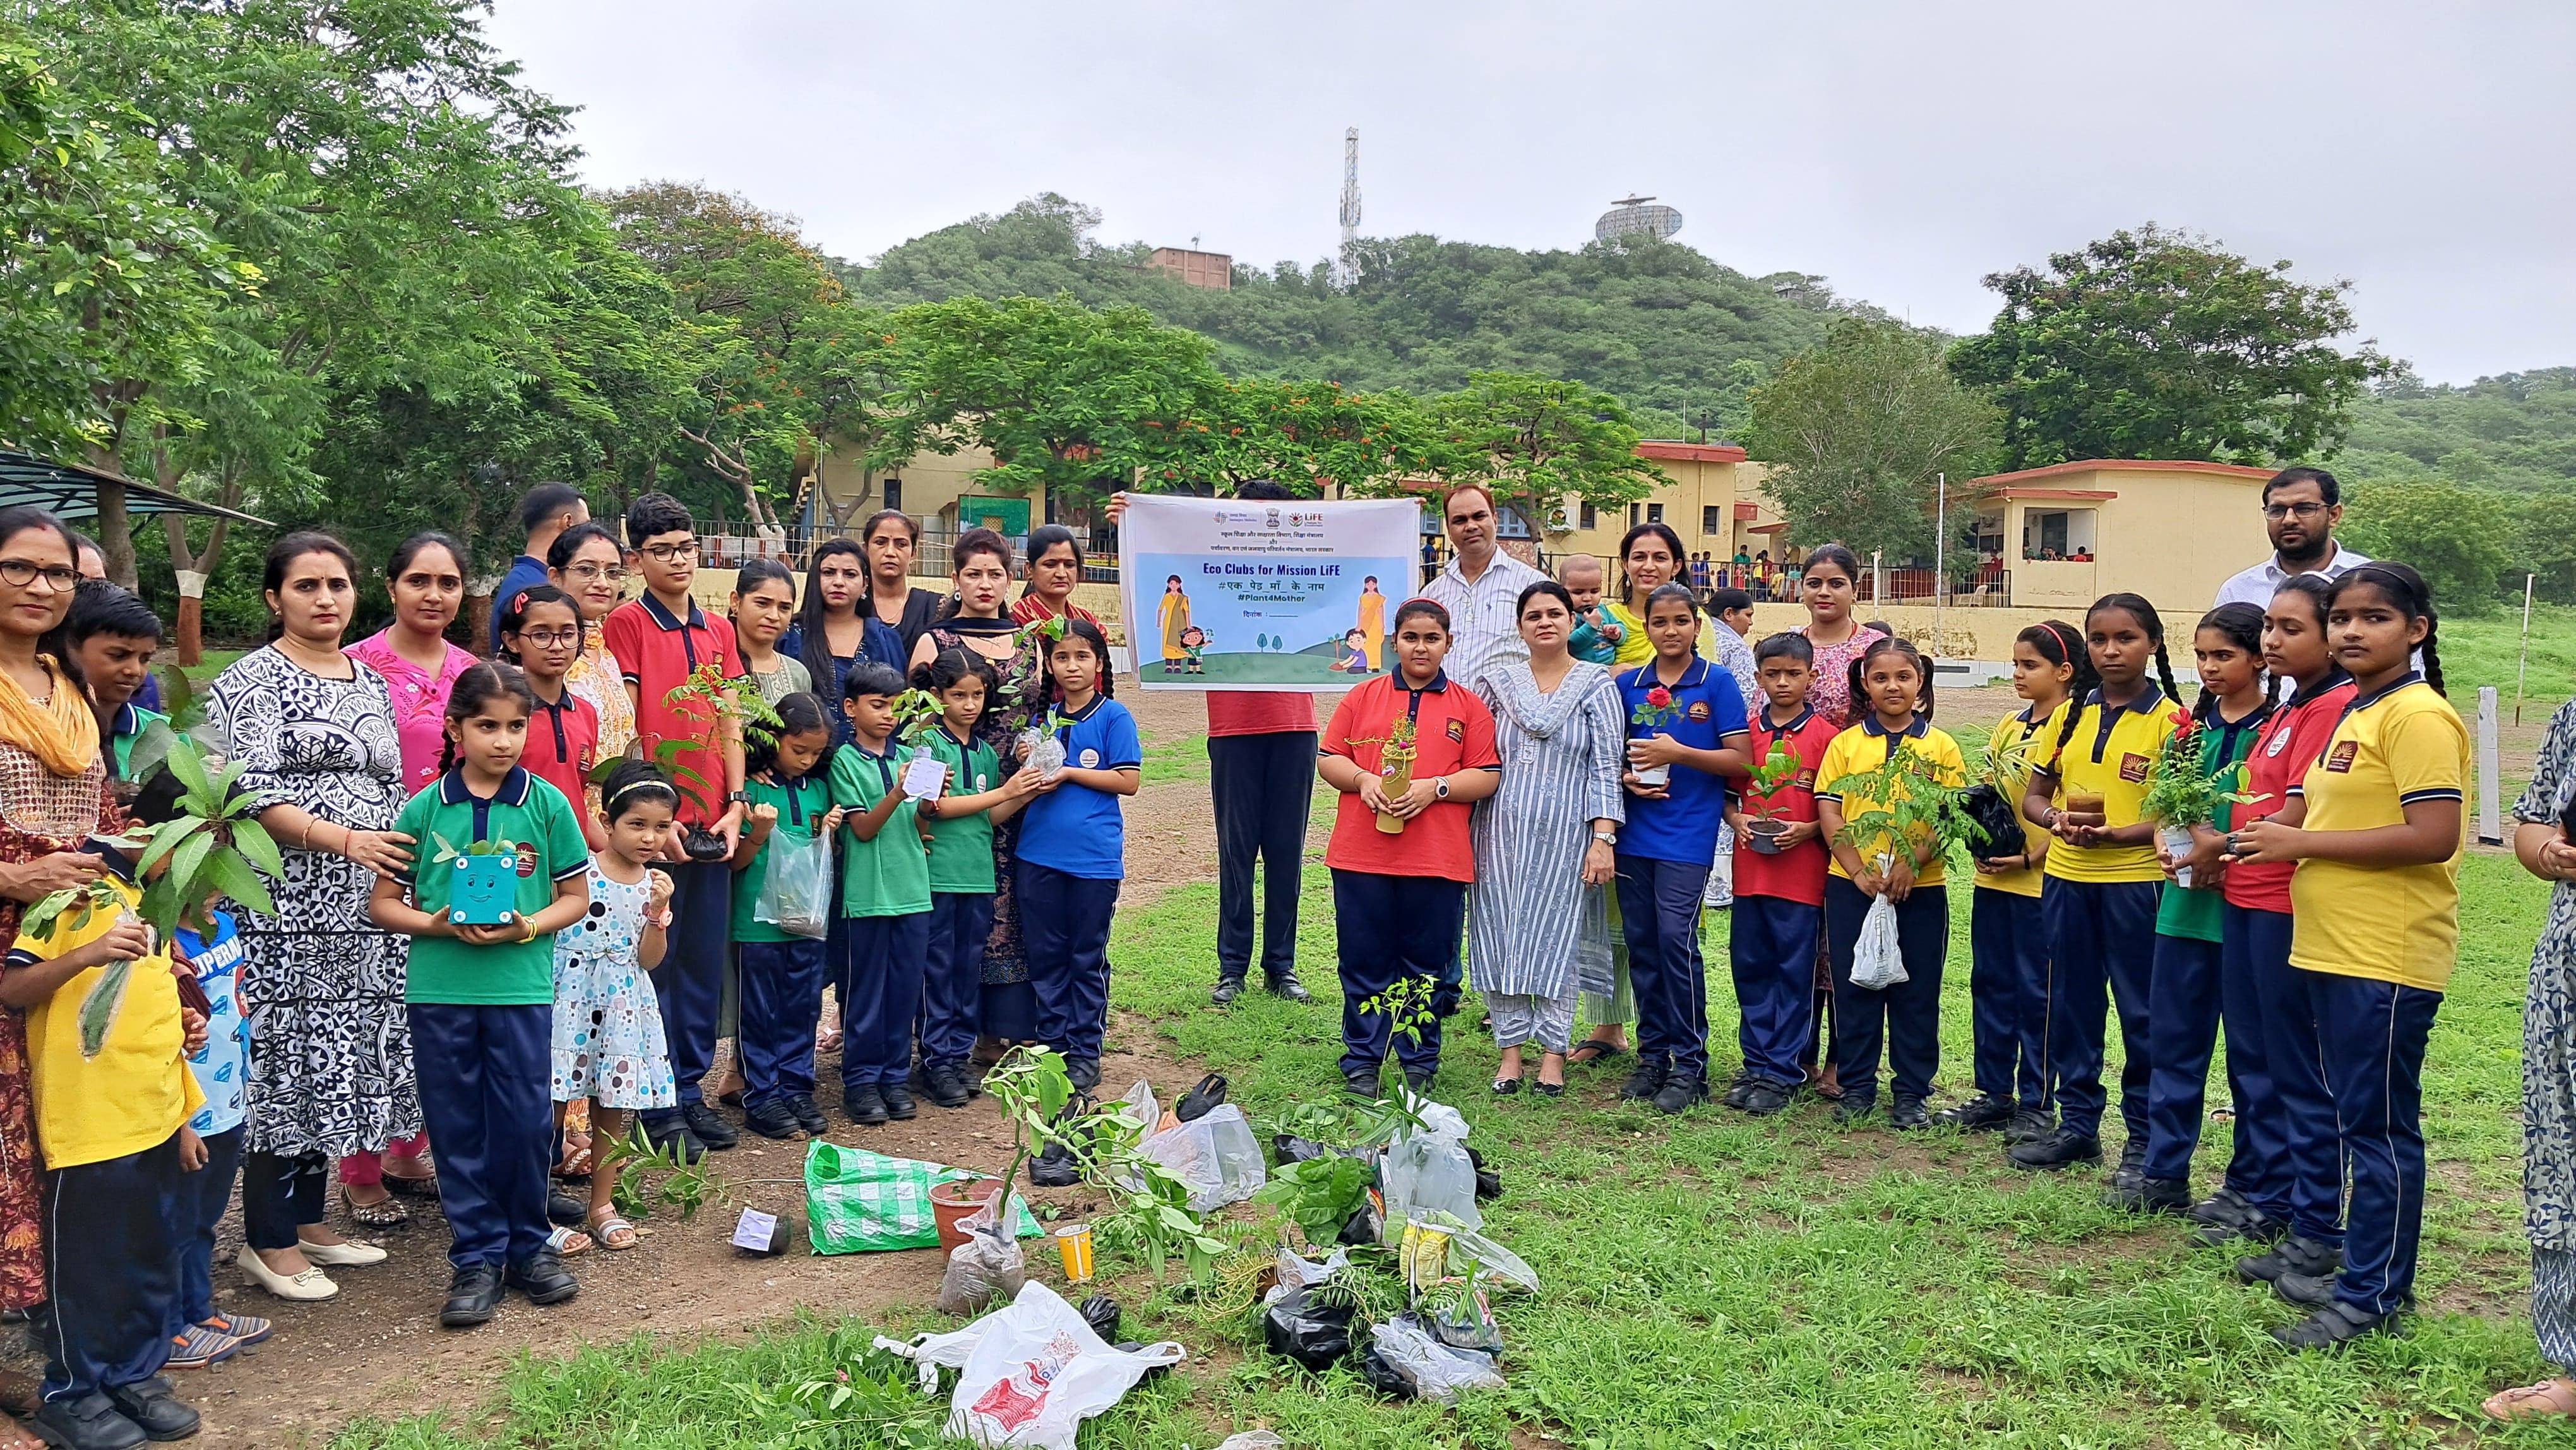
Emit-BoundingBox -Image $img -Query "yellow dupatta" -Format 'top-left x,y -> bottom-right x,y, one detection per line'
0,657 -> 101,777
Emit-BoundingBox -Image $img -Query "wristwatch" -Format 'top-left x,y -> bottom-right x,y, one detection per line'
1594,830 -> 1618,846
725,790 -> 750,805
1434,776 -> 1450,801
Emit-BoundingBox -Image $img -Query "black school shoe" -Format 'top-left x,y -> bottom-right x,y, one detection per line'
546,1192 -> 588,1228
507,1249 -> 580,1307
638,1114 -> 705,1164
1402,1067 -> 1438,1096
1210,975 -> 1246,1005
881,1084 -> 919,1121
1619,1061 -> 1668,1102
2008,1129 -> 2102,1171
922,1065 -> 971,1110
1888,1097 -> 1931,1131
1741,1079 -> 1799,1117
1652,1076 -> 1708,1115
440,1263 -> 506,1329
2003,1107 -> 2055,1144
682,1101 -> 739,1151
2238,1233 -> 2341,1286
2110,1134 -> 2147,1192
1934,1092 -> 2015,1131
1066,1057 -> 1102,1093
1720,1074 -> 1758,1110
1835,1093 -> 1878,1124
844,1085 -> 890,1127
1265,969 -> 1313,1004
2273,1300 -> 2401,1351
1342,1069 -> 1381,1098
104,1377 -> 196,1442
2188,1187 -> 2287,1248
742,1098 -> 802,1141
789,1093 -> 830,1135
32,1392 -> 146,1450
2272,1270 -> 2339,1310
2104,1175 -> 2193,1214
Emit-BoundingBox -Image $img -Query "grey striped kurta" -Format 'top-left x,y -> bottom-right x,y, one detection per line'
1467,662 -> 1627,1014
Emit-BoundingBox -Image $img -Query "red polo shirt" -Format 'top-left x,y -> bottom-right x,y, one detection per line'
2224,673 -> 2357,914
1320,672 -> 1500,884
1207,692 -> 1319,737
602,592 -> 741,827
525,685 -> 601,841
1732,705 -> 1839,906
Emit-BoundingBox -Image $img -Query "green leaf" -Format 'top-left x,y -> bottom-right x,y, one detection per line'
75,956 -> 133,1058
136,816 -> 203,875
229,817 -> 284,882
206,850 -> 273,918
167,827 -> 215,903
162,734 -> 213,800
124,719 -> 178,784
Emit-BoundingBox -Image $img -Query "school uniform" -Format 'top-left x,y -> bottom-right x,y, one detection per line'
921,728 -> 1004,1077
1969,709 -> 2054,1111
2032,689 -> 2179,1146
393,767 -> 590,1272
1319,672 -> 1501,1084
732,771 -> 834,1113
2141,703 -> 2270,1187
522,685 -> 600,836
10,866 -> 202,1408
173,912 -> 249,1333
2286,673 -> 2467,1317
1729,704 -> 1836,1090
1612,659 -> 1749,1088
1015,696 -> 1143,1074
2223,671 -> 2356,1243
828,742 -> 933,1093
107,701 -> 167,783
1815,715 -> 1965,1108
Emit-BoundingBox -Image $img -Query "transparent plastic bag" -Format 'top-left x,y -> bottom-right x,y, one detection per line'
1850,891 -> 1907,990
1363,1314 -> 1504,1404
936,1216 -> 1025,1315
753,825 -> 832,940
1139,1103 -> 1265,1212
1380,1105 -> 1481,1234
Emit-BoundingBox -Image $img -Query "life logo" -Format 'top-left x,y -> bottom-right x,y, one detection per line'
2265,722 -> 2293,757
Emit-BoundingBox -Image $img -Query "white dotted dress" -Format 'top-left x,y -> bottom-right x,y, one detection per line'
551,860 -> 678,1110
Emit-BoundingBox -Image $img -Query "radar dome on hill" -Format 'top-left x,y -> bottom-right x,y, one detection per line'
1595,195 -> 1682,243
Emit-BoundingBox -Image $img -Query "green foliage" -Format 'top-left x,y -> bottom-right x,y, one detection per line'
1357,976 -> 1439,1048
1742,736 -> 1807,823
1951,224 -> 2382,471
2338,477 -> 2519,614
1823,741 -> 1987,866
1251,1153 -> 1376,1248
1746,318 -> 2001,560
2342,366 -> 2576,495
983,1045 -> 1227,1283
1181,377 -> 1446,494
2137,719 -> 2257,830
1411,371 -> 1665,524
603,1122 -> 719,1221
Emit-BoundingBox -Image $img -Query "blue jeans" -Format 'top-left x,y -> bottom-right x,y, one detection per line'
1729,895 -> 1819,1088
2039,877 -> 2158,1140
1969,887 -> 2048,1106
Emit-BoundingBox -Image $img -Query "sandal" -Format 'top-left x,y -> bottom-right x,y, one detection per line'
1532,1079 -> 1565,1098
1490,1077 -> 1523,1096
544,1225 -> 593,1257
555,1132 -> 593,1180
1566,1041 -> 1628,1067
383,1156 -> 439,1197
2486,1379 -> 2576,1420
339,1184 -> 408,1228
586,1208 -> 640,1252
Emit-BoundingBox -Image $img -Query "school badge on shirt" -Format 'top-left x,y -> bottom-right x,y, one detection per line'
2326,740 -> 2359,773
1687,700 -> 1711,722
2119,752 -> 2151,784
2265,725 -> 2292,757
1446,719 -> 1465,743
514,842 -> 539,878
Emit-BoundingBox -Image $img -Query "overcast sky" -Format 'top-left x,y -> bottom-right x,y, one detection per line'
485,1 -> 2571,383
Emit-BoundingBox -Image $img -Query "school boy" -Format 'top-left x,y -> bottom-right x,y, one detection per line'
58,582 -> 165,781
6,844 -> 205,1447
1015,623 -> 1141,1094
602,491 -> 746,1158
828,662 -> 934,1124
916,709 -> 1011,1108
169,896 -> 266,1373
1720,633 -> 1837,1116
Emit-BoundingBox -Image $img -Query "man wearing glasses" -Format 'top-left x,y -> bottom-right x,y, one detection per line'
2214,467 -> 2370,609
490,482 -> 592,652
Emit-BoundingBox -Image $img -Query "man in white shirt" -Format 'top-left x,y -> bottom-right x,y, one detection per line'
2214,467 -> 2370,609
1421,484 -> 1546,692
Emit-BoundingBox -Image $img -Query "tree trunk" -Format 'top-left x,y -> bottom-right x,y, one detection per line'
157,445 -> 232,665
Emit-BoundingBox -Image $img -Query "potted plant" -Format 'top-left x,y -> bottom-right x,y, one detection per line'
2140,709 -> 2254,889
602,662 -> 785,861
1373,716 -> 1417,835
1628,683 -> 1685,787
1739,736 -> 1807,854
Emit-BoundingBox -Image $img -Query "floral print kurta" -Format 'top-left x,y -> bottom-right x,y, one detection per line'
2518,697 -> 2576,1250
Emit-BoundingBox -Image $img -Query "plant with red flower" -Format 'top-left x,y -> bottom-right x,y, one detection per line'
1630,684 -> 1685,731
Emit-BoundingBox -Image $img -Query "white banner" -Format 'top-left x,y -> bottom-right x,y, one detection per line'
1118,494 -> 1422,692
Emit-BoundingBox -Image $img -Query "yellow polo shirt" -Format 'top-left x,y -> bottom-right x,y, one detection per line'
2035,690 -> 2179,885
1815,716 -> 1966,886
7,877 -> 203,1170
1977,709 -> 2056,899
2287,678 -> 2467,991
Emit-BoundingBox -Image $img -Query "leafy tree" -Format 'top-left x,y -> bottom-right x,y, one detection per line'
1743,319 -> 2000,561
1950,225 -> 2382,471
2338,479 -> 2517,613
1176,380 -> 1446,496
2520,488 -> 2576,604
2342,367 -> 2576,494
1404,371 -> 1664,527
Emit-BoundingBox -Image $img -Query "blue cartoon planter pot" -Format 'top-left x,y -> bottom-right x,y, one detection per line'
449,853 -> 519,926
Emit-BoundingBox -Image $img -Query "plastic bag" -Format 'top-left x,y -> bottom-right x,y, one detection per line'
1078,1293 -> 1121,1341
1113,1079 -> 1159,1130
1139,1103 -> 1266,1212
1174,1073 -> 1228,1122
1262,1285 -> 1356,1372
1849,891 -> 1907,990
1433,1286 -> 1504,1353
876,1281 -> 1184,1450
1264,1244 -> 1349,1304
1465,1145 -> 1501,1201
1361,1314 -> 1504,1404
936,1196 -> 1026,1316
805,1142 -> 1041,1254
1380,1103 -> 1481,1235
753,825 -> 832,940
1213,1435 -> 1287,1450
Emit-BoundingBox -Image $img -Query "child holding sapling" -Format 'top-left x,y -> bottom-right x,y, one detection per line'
732,692 -> 844,1141
1012,619 -> 1140,1094
910,649 -> 1041,1108
1719,632 -> 1838,1117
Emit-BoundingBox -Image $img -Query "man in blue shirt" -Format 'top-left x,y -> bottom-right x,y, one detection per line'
489,482 -> 590,652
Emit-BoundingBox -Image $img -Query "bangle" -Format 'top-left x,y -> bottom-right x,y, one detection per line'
518,918 -> 539,944
298,818 -> 316,851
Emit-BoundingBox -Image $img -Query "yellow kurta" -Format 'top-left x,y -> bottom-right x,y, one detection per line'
1159,590 -> 1192,662
1358,589 -> 1386,671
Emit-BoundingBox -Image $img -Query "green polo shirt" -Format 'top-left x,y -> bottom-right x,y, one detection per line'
109,704 -> 167,782
732,771 -> 833,944
921,729 -> 1003,894
2154,709 -> 2269,944
827,741 -> 931,918
393,767 -> 590,1005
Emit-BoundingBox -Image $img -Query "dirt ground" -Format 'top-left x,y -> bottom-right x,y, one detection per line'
170,687 -> 1277,1448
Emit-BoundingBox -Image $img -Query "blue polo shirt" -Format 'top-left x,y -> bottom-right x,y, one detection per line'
489,553 -> 552,653
1015,695 -> 1142,881
1615,657 -> 1749,866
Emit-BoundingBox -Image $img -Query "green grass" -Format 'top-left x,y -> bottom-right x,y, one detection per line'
331,849 -> 2559,1449
2417,605 -> 2576,704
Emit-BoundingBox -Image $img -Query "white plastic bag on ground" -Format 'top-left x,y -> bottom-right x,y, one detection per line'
1213,1435 -> 1286,1450
1380,1101 -> 1481,1233
1264,1244 -> 1350,1305
935,1192 -> 1026,1316
1418,1213 -> 1539,1293
1368,1315 -> 1505,1404
1849,892 -> 1907,990
876,1281 -> 1184,1449
1113,1079 -> 1159,1130
1138,1103 -> 1265,1211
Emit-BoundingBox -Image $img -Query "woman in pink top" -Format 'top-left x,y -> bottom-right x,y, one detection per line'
337,530 -> 470,1219
1795,544 -> 1887,729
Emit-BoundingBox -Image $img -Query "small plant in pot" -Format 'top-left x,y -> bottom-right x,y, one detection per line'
1739,736 -> 1808,854
597,662 -> 784,861
1628,683 -> 1685,787
2139,709 -> 2254,889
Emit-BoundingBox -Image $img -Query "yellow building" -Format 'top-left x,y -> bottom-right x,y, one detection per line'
811,441 -> 1035,543
1966,459 -> 2277,616
1529,441 -> 1781,570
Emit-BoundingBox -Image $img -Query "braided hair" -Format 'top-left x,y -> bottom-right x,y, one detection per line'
2046,595 -> 2177,763
2327,561 -> 2445,696
1847,634 -> 1936,722
2190,603 -> 2270,721
436,661 -> 535,776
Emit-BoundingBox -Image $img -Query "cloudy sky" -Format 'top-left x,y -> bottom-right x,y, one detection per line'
486,1 -> 2570,383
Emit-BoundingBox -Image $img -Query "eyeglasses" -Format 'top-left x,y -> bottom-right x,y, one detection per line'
2262,502 -> 2327,520
515,628 -> 581,648
559,562 -> 629,584
0,560 -> 79,590
638,541 -> 698,563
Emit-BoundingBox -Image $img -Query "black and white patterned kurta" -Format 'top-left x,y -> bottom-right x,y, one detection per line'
207,645 -> 424,1159
2517,697 -> 2576,1252
1467,662 -> 1626,1002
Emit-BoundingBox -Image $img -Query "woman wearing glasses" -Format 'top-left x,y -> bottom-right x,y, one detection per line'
549,522 -> 638,765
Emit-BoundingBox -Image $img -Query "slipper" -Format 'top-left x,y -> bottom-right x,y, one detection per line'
2486,1379 -> 2576,1420
339,1185 -> 408,1228
1490,1077 -> 1523,1096
586,1210 -> 640,1252
383,1163 -> 439,1198
544,1225 -> 593,1257
554,1132 -> 593,1180
1566,1042 -> 1629,1067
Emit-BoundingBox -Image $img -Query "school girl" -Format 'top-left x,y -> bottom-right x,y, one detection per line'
369,662 -> 593,1329
1317,598 -> 1502,1096
1014,619 -> 1141,1093
828,661 -> 933,1125
1943,622 -> 2085,1136
498,585 -> 605,852
1814,637 -> 1965,1128
732,693 -> 845,1140
1612,584 -> 1750,1113
2016,594 -> 2183,1175
2200,575 -> 2351,1257
2124,604 -> 2273,1214
2231,562 -> 2466,1349
911,649 -> 1041,1108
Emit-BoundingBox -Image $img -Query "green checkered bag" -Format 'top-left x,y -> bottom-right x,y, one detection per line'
804,1142 -> 1041,1254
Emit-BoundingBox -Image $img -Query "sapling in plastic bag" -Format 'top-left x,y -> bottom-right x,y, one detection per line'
934,1189 -> 1025,1315
1849,856 -> 1908,990
1363,1314 -> 1505,1403
751,825 -> 832,940
1139,1103 -> 1266,1212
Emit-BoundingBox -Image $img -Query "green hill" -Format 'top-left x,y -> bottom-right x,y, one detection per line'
2340,367 -> 2576,491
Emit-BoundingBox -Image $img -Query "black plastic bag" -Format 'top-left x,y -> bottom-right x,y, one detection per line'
1272,1133 -> 1331,1166
1080,1293 -> 1122,1341
1175,1073 -> 1229,1123
1029,1093 -> 1094,1188
1261,1286 -> 1355,1372
1338,1193 -> 1384,1247
1357,1340 -> 1415,1399
1466,1146 -> 1501,1202
1960,782 -> 2024,860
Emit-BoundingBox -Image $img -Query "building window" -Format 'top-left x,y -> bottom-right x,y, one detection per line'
1580,503 -> 1597,530
1646,503 -> 1663,524
1702,505 -> 1721,535
883,477 -> 903,513
1627,503 -> 1640,528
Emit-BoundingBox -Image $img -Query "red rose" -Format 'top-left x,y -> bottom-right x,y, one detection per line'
1647,686 -> 1673,709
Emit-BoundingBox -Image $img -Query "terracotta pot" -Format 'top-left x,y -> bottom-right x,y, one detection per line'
930,1177 -> 996,1252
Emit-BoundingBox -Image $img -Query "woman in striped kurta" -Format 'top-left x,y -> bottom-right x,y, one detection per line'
1469,581 -> 1626,1096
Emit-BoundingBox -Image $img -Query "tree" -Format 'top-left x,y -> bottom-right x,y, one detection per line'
1742,319 -> 2001,561
2520,488 -> 2576,604
2338,479 -> 2516,614
1178,380 -> 1446,496
868,294 -> 1227,514
1406,371 -> 1664,530
1950,225 -> 2382,471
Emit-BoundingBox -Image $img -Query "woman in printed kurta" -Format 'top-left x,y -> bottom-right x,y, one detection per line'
2492,698 -> 2576,1418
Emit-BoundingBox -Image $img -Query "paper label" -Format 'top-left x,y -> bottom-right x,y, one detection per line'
731,1207 -> 778,1253
902,757 -> 946,800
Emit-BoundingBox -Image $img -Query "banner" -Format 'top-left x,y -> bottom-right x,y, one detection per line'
1118,494 -> 1422,691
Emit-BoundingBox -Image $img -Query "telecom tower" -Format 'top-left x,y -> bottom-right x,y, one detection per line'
1337,128 -> 1361,284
